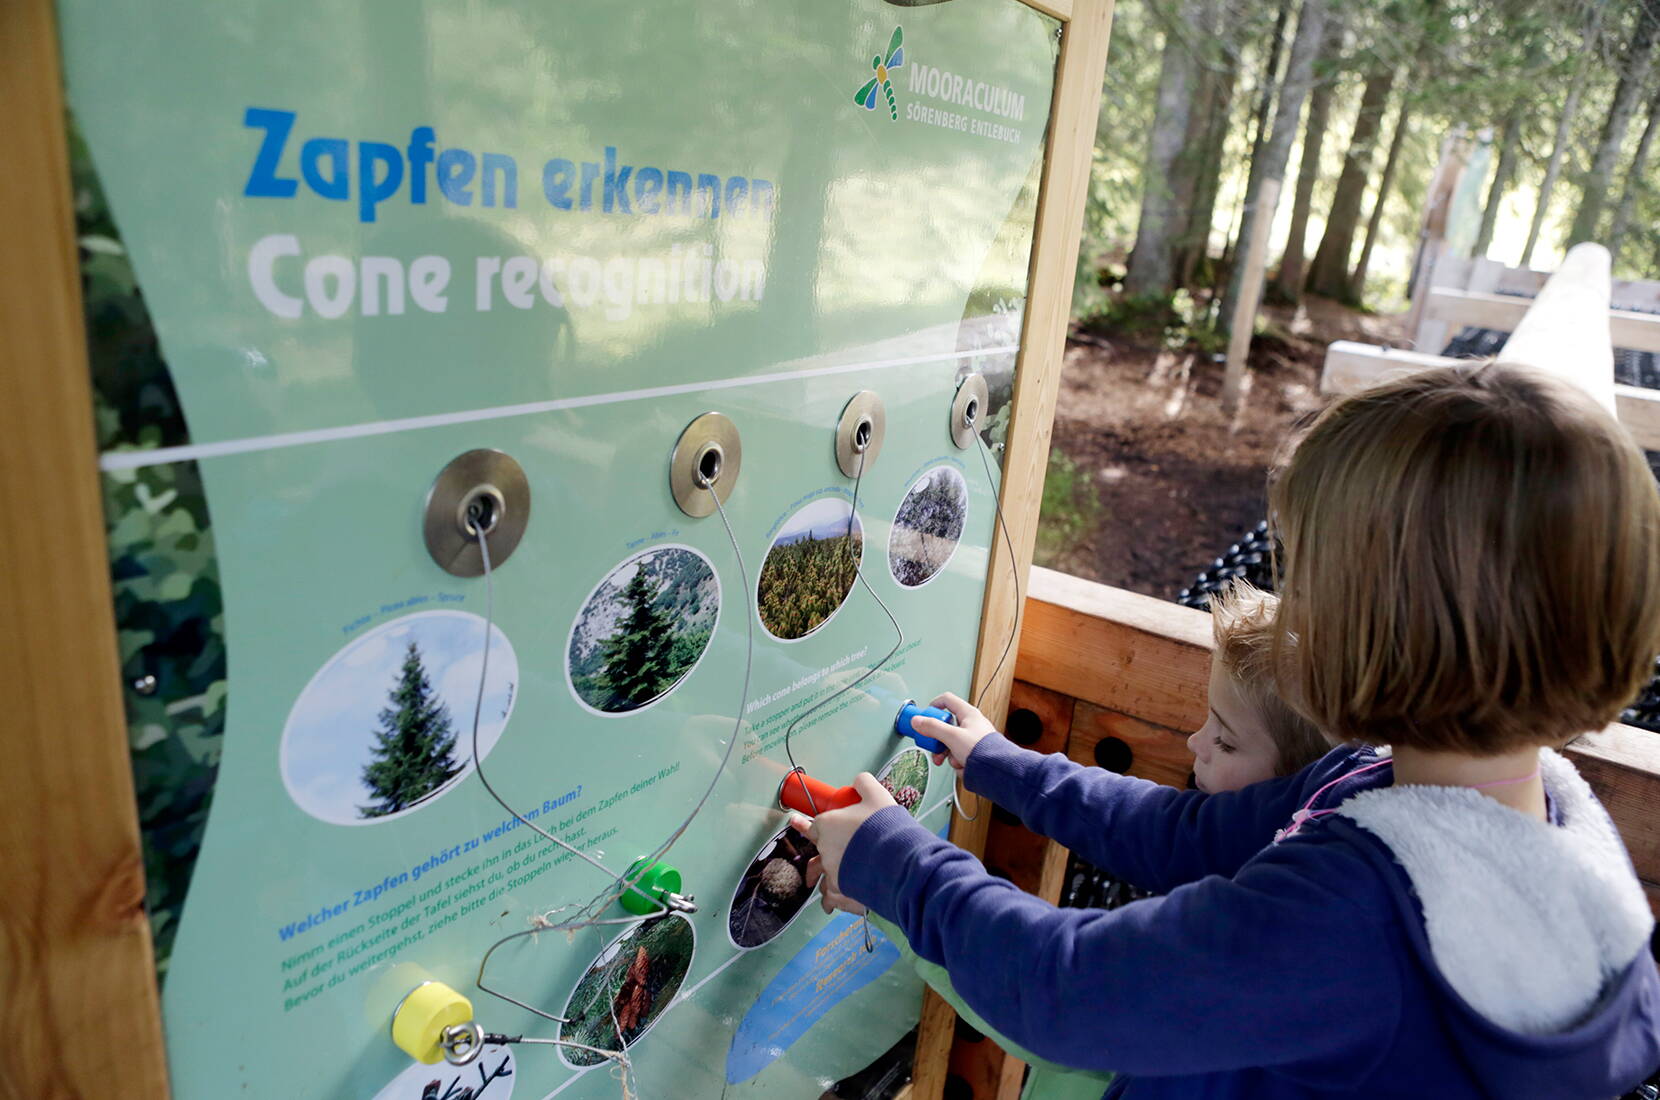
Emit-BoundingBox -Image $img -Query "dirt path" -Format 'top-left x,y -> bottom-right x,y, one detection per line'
1039,300 -> 1406,600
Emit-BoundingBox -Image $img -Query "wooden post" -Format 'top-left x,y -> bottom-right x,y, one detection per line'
1498,241 -> 1616,413
911,3 -> 1116,1098
0,0 -> 170,1094
1220,176 -> 1280,417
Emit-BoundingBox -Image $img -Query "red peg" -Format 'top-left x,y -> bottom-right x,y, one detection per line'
777,771 -> 860,816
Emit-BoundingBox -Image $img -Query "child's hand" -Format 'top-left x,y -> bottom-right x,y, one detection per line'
913,691 -> 997,772
789,773 -> 895,912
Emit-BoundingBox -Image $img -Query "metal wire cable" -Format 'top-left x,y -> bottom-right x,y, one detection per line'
779,443 -> 906,815
466,474 -> 755,1038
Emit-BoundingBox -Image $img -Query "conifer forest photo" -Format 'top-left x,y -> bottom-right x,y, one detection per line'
567,546 -> 719,714
758,498 -> 866,641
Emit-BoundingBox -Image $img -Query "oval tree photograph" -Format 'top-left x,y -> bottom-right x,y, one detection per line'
889,465 -> 969,588
758,496 -> 864,641
558,914 -> 696,1068
279,611 -> 517,826
567,545 -> 720,715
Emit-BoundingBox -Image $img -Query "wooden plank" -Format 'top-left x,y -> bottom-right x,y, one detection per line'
0,1 -> 170,1095
1321,341 -> 1460,395
1322,342 -> 1660,450
1018,0 -> 1074,19
1564,725 -> 1660,888
1014,567 -> 1212,731
1068,704 -> 1196,789
1498,265 -> 1660,312
1615,384 -> 1660,451
918,6 -> 1116,1097
1429,287 -> 1660,355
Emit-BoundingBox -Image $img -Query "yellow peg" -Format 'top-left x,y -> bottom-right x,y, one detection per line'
390,980 -> 481,1065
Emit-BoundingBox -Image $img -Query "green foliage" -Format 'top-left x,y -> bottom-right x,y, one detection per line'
359,642 -> 463,817
569,550 -> 716,712
1077,287 -> 1225,352
1035,448 -> 1101,565
596,571 -> 679,708
560,916 -> 696,1065
758,529 -> 862,639
74,115 -> 226,975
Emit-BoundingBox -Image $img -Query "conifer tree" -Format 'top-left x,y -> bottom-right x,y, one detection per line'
598,569 -> 677,709
360,641 -> 462,817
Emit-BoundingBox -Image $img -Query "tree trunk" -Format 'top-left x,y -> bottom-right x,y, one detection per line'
1245,0 -> 1294,183
1609,83 -> 1660,266
1349,84 -> 1412,299
1220,0 -> 1329,330
1305,64 -> 1396,299
1170,0 -> 1228,285
1271,14 -> 1344,302
1474,107 -> 1523,259
1125,0 -> 1202,299
1521,0 -> 1609,267
1568,0 -> 1659,246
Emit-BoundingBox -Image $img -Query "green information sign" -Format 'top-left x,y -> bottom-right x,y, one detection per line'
59,0 -> 1059,1095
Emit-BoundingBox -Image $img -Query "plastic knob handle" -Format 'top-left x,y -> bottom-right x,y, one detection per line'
778,771 -> 860,815
391,980 -> 475,1065
618,857 -> 683,916
896,701 -> 954,754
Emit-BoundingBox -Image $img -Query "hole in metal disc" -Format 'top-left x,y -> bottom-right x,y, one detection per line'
696,444 -> 724,487
853,417 -> 873,453
460,487 -> 503,539
964,397 -> 980,426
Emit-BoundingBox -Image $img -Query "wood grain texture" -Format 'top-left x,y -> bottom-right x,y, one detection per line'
1067,704 -> 1196,789
0,1 -> 169,1095
1018,0 -> 1075,19
1565,725 -> 1660,889
1014,568 -> 1212,731
919,6 -> 1116,1097
1428,287 -> 1660,355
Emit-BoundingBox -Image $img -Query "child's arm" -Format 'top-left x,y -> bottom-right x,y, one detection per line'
840,807 -> 1401,1079
919,696 -> 1325,892
969,734 -> 1323,892
865,912 -> 1114,1087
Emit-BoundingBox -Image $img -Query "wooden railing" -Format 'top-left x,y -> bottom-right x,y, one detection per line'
937,565 -> 1660,1100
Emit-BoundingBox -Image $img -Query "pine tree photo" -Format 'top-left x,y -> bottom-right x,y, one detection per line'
596,570 -> 678,709
359,641 -> 463,818
568,548 -> 718,714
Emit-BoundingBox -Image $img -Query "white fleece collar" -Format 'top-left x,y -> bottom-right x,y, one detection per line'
1335,748 -> 1652,1035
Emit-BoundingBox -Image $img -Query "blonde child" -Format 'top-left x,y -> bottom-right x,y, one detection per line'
868,584 -> 1332,1099
798,363 -> 1660,1098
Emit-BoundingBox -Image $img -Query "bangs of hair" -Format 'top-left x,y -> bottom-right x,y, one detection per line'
1270,363 -> 1660,754
1210,582 -> 1330,775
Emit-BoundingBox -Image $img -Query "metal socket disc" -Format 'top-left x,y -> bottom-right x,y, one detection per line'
423,449 -> 531,578
951,373 -> 990,449
835,390 -> 886,478
670,412 -> 742,518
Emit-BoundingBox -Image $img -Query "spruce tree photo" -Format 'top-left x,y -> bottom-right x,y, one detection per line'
597,570 -> 678,710
359,640 -> 463,818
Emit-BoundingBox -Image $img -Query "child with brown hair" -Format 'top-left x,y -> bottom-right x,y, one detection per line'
798,363 -> 1660,1098
863,582 -> 1331,1100
1187,583 -> 1329,792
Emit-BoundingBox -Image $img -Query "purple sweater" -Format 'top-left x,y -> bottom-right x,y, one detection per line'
839,737 -> 1660,1099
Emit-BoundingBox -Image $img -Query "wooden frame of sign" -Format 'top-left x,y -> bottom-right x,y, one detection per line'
0,0 -> 1112,1094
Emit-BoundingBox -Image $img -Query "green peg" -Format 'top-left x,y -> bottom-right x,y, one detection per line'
618,857 -> 685,916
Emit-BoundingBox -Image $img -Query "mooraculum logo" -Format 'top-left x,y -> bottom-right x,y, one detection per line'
853,27 -> 905,121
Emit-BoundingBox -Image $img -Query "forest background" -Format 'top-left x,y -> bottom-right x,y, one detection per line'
1041,0 -> 1660,598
